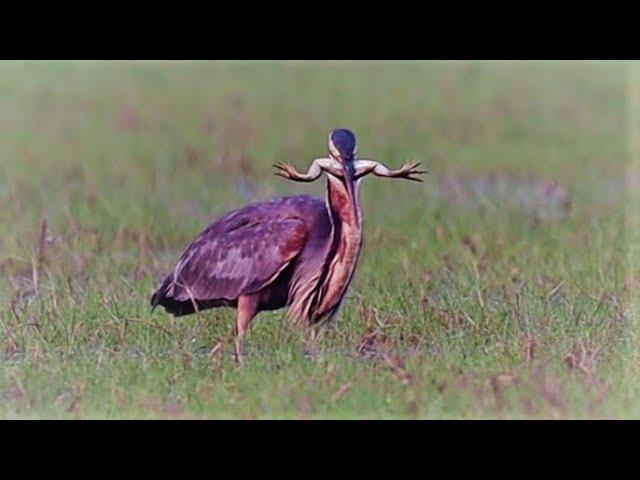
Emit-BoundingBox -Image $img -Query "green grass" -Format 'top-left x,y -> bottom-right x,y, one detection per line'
0,60 -> 637,418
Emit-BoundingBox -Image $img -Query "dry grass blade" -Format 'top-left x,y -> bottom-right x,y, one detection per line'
209,341 -> 224,359
382,349 -> 414,387
546,280 -> 564,301
331,380 -> 355,402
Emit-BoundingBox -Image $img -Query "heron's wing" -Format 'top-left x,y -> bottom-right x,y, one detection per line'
160,216 -> 308,303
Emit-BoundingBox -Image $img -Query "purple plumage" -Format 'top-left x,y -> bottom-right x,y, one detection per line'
151,195 -> 330,317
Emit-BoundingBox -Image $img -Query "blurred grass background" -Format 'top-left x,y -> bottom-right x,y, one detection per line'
0,60 -> 636,418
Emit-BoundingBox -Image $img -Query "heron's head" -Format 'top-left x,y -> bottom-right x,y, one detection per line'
328,128 -> 357,164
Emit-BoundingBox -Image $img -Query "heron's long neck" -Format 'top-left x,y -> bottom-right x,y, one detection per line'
313,175 -> 364,318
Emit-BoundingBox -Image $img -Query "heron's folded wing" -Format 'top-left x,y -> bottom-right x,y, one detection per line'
167,217 -> 308,302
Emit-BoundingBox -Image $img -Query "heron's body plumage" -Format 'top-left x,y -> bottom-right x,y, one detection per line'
151,178 -> 363,326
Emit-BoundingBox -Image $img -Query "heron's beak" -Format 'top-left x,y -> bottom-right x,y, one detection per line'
343,160 -> 360,224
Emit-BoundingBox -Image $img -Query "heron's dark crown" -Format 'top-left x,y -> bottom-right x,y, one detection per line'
329,128 -> 357,160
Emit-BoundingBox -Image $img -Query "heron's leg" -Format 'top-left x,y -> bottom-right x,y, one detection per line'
235,294 -> 259,365
310,325 -> 322,344
305,323 -> 324,360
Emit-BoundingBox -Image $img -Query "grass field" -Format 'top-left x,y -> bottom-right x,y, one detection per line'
0,60 -> 637,418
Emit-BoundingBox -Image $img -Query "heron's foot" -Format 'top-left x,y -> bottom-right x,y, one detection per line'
303,342 -> 320,362
235,353 -> 245,365
234,341 -> 245,366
